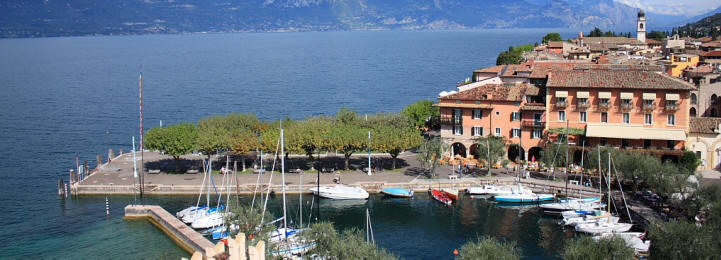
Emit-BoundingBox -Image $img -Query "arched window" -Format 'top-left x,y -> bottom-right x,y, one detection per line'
712,108 -> 717,117
712,94 -> 718,104
690,107 -> 697,117
640,23 -> 644,29
691,93 -> 697,104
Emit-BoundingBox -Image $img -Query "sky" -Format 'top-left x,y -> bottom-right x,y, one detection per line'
616,0 -> 721,16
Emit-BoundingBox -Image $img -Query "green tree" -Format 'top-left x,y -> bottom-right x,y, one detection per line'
648,220 -> 717,259
458,236 -> 521,260
372,126 -> 424,169
586,146 -> 614,174
474,135 -> 506,175
323,123 -> 367,170
542,32 -> 563,44
197,116 -> 232,158
496,49 -> 523,65
540,142 -> 569,171
286,116 -> 331,169
224,202 -> 275,247
589,27 -> 603,37
647,30 -> 668,41
612,152 -> 661,193
231,129 -> 258,172
302,222 -> 399,259
416,137 -> 448,177
679,151 -> 701,173
562,236 -> 634,260
144,122 -> 198,171
680,184 -> 721,221
402,100 -> 439,128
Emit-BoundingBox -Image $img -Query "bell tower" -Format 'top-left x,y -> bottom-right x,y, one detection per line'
637,10 -> 646,43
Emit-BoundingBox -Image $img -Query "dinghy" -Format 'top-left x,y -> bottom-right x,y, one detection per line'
309,185 -> 369,200
430,189 -> 452,206
381,188 -> 413,198
441,189 -> 459,200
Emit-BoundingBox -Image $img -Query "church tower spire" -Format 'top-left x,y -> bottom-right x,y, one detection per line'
637,10 -> 646,43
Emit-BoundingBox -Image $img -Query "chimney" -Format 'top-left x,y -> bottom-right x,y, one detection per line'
579,32 -> 584,47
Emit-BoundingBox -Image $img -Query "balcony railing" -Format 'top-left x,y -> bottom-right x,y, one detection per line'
440,116 -> 462,125
665,103 -> 678,111
577,101 -> 590,110
521,120 -> 545,128
599,102 -> 610,111
555,101 -> 568,108
620,102 -> 634,111
643,102 -> 656,112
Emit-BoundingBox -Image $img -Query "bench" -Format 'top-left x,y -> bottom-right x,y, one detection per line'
186,169 -> 199,174
448,174 -> 459,180
322,167 -> 335,173
148,169 -> 161,174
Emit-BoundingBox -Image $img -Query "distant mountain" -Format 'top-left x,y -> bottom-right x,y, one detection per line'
0,0 -> 679,38
681,6 -> 721,26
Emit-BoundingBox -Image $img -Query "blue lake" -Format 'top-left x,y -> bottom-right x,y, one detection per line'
0,29 -> 578,259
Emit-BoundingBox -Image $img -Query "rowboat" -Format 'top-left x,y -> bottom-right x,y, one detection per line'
381,188 -> 414,198
430,189 -> 452,206
441,189 -> 458,200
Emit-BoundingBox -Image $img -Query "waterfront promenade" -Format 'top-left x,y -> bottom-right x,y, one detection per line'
75,150 -> 599,197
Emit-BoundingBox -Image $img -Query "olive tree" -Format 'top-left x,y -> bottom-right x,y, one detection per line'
417,137 -> 448,177
562,236 -> 633,260
144,122 -> 198,171
372,125 -> 423,169
474,135 -> 506,176
648,220 -> 717,259
458,236 -> 521,260
301,221 -> 399,259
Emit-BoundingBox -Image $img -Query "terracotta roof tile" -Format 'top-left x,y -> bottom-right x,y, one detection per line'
474,65 -> 505,73
583,37 -> 645,45
690,117 -> 721,133
548,41 -> 565,48
702,51 -> 721,57
439,83 -> 534,102
547,66 -> 695,90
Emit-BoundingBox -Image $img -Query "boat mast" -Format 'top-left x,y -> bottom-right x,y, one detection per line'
281,127 -> 287,240
607,153 -> 611,214
597,145 -> 602,202
579,140 -> 585,199
564,119 -> 569,199
299,169 -> 303,229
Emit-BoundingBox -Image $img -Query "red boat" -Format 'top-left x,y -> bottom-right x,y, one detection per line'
430,189 -> 453,206
442,189 -> 458,201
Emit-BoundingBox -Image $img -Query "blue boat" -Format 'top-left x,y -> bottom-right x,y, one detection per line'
494,193 -> 555,203
381,188 -> 414,198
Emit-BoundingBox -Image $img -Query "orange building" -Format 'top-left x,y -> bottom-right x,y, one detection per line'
438,63 -> 696,163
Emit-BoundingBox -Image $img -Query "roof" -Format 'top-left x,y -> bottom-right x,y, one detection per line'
548,41 -> 565,48
439,83 -> 534,102
474,64 -> 533,77
528,62 -> 590,78
645,39 -> 662,45
690,117 -> 721,134
702,42 -> 721,48
702,51 -> 721,57
547,66 -> 695,90
474,65 -> 504,74
583,37 -> 645,45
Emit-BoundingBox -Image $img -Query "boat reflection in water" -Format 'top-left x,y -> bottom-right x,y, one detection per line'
320,198 -> 368,210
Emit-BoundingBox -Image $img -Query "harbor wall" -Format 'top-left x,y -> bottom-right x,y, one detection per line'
124,205 -> 215,256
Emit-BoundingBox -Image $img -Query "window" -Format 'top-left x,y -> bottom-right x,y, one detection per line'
622,99 -> 631,106
691,107 -> 697,117
667,140 -> 676,149
472,126 -> 483,137
600,98 -> 609,105
453,108 -> 462,124
621,139 -> 629,148
454,125 -> 463,135
511,111 -> 520,121
495,127 -> 501,137
600,138 -> 608,146
645,114 -> 652,125
578,98 -> 588,105
472,109 -> 481,119
512,128 -> 521,138
696,151 -> 702,158
691,93 -> 697,104
623,113 -> 630,124
667,100 -> 676,106
644,99 -> 654,107
558,111 -> 566,122
532,129 -> 542,139
601,112 -> 608,123
644,140 -> 651,148
579,112 -> 587,122
667,114 -> 675,126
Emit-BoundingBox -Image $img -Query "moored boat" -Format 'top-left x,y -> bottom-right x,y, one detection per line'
309,185 -> 369,200
430,189 -> 452,206
441,189 -> 458,200
575,221 -> 633,234
466,185 -> 512,195
494,193 -> 555,203
594,232 -> 650,254
381,188 -> 413,198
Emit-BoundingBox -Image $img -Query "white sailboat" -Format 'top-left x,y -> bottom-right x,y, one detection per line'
493,183 -> 554,203
466,184 -> 513,195
177,159 -> 210,219
182,159 -> 227,224
309,184 -> 369,200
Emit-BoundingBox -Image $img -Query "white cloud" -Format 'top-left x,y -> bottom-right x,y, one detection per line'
615,0 -> 721,16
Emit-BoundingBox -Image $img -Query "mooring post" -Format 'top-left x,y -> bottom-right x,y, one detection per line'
106,197 -> 109,215
65,183 -> 68,197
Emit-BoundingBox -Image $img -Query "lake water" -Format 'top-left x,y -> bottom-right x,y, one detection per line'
0,29 -> 578,259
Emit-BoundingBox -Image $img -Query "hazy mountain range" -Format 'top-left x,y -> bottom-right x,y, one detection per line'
0,0 -> 716,38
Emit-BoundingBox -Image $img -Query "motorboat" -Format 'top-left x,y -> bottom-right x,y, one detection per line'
430,189 -> 453,206
561,210 -> 598,219
594,232 -> 650,254
541,200 -> 606,214
494,193 -> 555,203
381,188 -> 413,198
466,185 -> 512,195
563,214 -> 619,227
575,221 -> 633,234
309,185 -> 369,200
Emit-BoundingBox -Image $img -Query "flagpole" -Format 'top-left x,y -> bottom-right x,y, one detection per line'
139,69 -> 145,202
132,136 -> 138,205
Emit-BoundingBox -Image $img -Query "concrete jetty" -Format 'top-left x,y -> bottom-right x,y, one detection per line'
124,205 -> 214,256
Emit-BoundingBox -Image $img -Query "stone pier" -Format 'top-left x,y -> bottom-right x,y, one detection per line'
124,205 -> 215,256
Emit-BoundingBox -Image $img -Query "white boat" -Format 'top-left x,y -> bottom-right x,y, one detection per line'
309,185 -> 369,200
575,221 -> 633,234
466,185 -> 512,195
594,232 -> 650,253
541,201 -> 606,214
494,184 -> 554,203
561,210 -> 598,219
177,205 -> 207,219
182,205 -> 225,224
269,235 -> 317,258
191,212 -> 232,229
270,227 -> 307,243
563,214 -> 619,227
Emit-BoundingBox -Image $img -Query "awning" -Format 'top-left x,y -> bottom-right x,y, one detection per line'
643,93 -> 656,100
666,93 -> 680,101
577,91 -> 589,98
585,124 -> 686,141
599,92 -> 611,99
620,92 -> 634,99
556,90 -> 568,98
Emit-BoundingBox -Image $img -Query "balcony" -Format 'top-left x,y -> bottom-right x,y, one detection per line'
598,102 -> 611,111
620,102 -> 634,111
643,102 -> 656,112
440,116 -> 462,125
521,120 -> 545,128
665,103 -> 678,112
577,101 -> 590,110
555,101 -> 568,108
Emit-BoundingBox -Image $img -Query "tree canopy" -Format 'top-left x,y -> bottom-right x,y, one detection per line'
562,236 -> 634,260
458,236 -> 521,260
402,100 -> 439,128
143,122 -> 198,170
542,32 -> 562,44
474,135 -> 506,174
